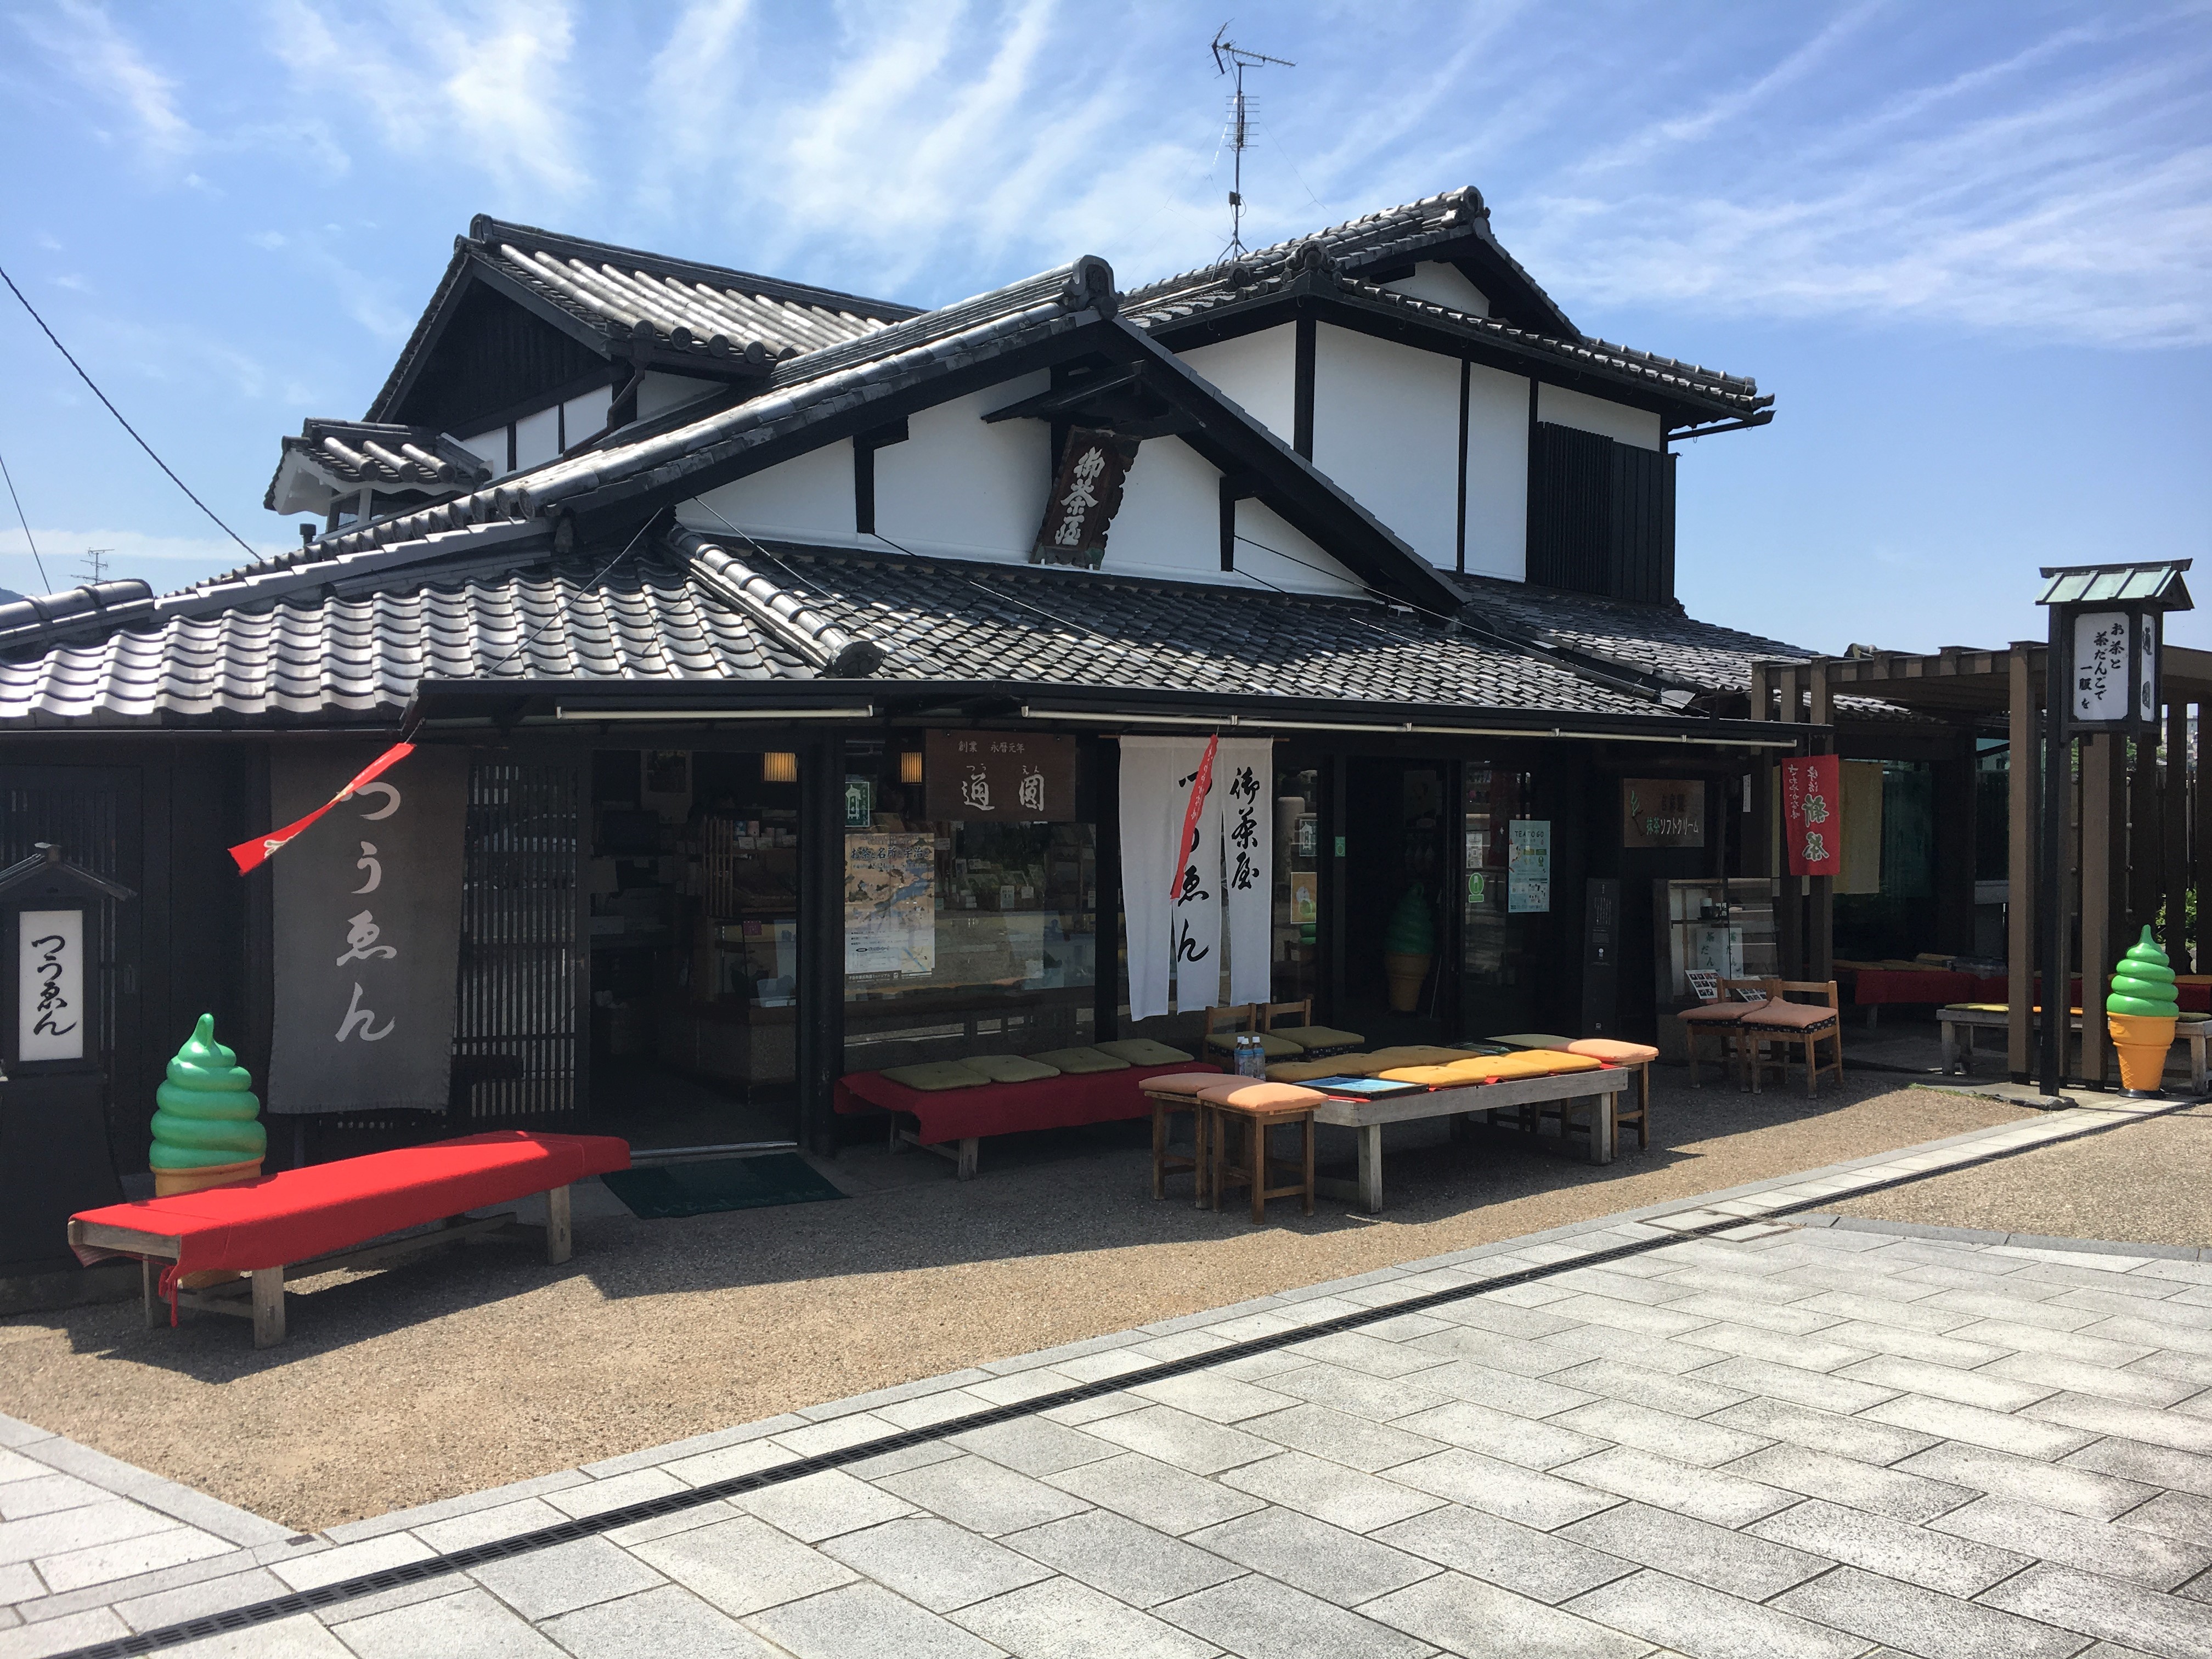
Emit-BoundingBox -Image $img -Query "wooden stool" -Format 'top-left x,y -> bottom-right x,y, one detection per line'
1145,1074 -> 1227,1208
1563,1040 -> 1659,1153
1207,1099 -> 1316,1222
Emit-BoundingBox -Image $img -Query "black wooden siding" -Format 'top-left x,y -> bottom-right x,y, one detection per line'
391,280 -> 605,436
1527,422 -> 1676,604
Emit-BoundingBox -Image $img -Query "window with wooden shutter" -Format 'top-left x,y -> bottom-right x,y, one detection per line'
1526,421 -> 1675,603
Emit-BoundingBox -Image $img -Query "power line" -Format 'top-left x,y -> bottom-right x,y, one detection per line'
0,444 -> 52,592
0,262 -> 257,560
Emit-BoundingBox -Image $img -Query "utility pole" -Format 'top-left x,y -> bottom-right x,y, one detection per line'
1211,26 -> 1294,259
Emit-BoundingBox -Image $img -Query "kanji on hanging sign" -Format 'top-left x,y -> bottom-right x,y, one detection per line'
1029,427 -> 1139,569
1780,755 -> 1842,877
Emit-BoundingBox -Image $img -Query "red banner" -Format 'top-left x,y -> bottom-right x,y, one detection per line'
1172,733 -> 1220,909
228,742 -> 415,873
1780,754 -> 1842,876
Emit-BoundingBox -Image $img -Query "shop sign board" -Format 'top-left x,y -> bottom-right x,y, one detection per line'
1780,755 -> 1843,877
1507,820 -> 1551,913
1029,427 -> 1140,569
924,731 -> 1077,822
1621,778 -> 1705,848
15,909 -> 83,1062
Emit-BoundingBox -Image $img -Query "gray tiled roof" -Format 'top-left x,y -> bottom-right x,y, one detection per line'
199,261 -> 1117,594
262,420 -> 491,511
0,545 -> 1670,729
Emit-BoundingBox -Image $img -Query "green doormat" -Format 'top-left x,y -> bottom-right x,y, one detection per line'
601,1154 -> 847,1220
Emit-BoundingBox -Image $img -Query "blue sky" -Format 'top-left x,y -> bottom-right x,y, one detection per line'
1,1 -> 2207,651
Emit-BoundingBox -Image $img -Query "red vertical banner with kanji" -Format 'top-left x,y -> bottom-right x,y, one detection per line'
1780,755 -> 1843,876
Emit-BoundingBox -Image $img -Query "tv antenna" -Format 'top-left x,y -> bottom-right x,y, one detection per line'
1211,25 -> 1293,259
80,547 -> 112,584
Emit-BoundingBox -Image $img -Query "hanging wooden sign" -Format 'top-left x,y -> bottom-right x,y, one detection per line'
1030,428 -> 1139,569
923,730 -> 1078,821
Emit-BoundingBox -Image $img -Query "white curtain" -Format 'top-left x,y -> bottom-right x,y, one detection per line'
1117,736 -> 1272,1019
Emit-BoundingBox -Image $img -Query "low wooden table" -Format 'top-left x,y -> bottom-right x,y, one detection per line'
1313,1068 -> 1633,1214
1940,1005 -> 2210,1092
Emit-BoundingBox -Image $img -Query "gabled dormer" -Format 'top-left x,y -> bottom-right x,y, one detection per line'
1130,187 -> 1774,605
264,419 -> 493,529
364,216 -> 922,479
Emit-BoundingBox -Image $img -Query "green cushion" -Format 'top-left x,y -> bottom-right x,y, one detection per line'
965,1053 -> 1063,1084
881,1061 -> 991,1092
1268,1025 -> 1364,1051
1204,1030 -> 1303,1057
1093,1039 -> 1194,1066
1028,1046 -> 1130,1074
1488,1032 -> 1576,1051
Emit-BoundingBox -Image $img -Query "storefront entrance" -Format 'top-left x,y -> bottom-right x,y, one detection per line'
584,746 -> 803,1151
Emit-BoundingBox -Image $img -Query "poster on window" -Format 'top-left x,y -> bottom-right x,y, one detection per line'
267,745 -> 468,1115
1780,754 -> 1843,877
1116,736 -> 1272,1020
1506,820 -> 1551,913
844,833 -> 938,975
16,909 -> 84,1062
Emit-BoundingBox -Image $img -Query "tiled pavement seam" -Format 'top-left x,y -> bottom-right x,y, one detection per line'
1,1090 -> 2201,1657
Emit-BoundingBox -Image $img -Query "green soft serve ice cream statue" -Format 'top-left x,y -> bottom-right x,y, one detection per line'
2106,926 -> 2180,1097
149,1014 -> 267,1196
1383,885 -> 1435,1014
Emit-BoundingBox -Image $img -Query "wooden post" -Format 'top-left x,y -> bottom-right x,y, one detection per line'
251,1266 -> 285,1349
545,1184 -> 572,1265
2128,735 -> 2158,940
2197,703 -> 2210,979
1748,664 -> 1774,883
2006,647 -> 2037,1079
1775,666 -> 1804,979
2080,734 -> 2115,1087
1807,662 -> 1834,981
142,1258 -> 161,1329
2165,701 -> 2191,972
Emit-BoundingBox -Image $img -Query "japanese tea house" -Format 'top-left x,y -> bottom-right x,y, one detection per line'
4,187 -> 1881,1189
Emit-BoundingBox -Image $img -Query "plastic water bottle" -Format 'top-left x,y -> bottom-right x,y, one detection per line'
1239,1034 -> 1266,1078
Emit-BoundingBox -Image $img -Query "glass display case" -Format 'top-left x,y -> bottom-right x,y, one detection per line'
1654,877 -> 1780,1011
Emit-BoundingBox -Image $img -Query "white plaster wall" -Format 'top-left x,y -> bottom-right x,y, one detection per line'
1463,362 -> 1529,580
637,372 -> 721,420
690,439 -> 856,544
1176,326 -> 1297,445
562,384 -> 612,448
456,428 -> 505,471
1384,262 -> 1489,317
1539,383 -> 1663,450
1310,324 -> 1462,571
1232,497 -> 1363,594
513,405 -> 560,471
1098,435 -> 1218,581
872,375 -> 1052,560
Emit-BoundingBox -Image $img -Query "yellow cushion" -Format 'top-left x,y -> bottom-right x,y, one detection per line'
1488,1032 -> 1576,1051
1140,1071 -> 1225,1098
1028,1046 -> 1130,1074
881,1061 -> 991,1092
1094,1039 -> 1195,1065
1196,1080 -> 1324,1110
964,1053 -> 1062,1083
1204,1030 -> 1304,1057
1268,1056 -> 1367,1082
1566,1039 -> 1660,1065
1267,1025 -> 1364,1051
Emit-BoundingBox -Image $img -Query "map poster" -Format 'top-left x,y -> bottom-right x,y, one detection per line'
844,833 -> 937,975
1507,819 -> 1552,914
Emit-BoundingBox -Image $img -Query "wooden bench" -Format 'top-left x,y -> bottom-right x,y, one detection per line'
1940,1005 -> 2209,1092
67,1131 -> 630,1348
1313,1068 -> 1634,1214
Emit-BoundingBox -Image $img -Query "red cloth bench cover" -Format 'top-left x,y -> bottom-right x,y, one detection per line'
836,1062 -> 1222,1144
69,1131 -> 630,1277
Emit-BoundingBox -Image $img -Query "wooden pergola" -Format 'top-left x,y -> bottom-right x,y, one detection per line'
1754,633 -> 2212,1087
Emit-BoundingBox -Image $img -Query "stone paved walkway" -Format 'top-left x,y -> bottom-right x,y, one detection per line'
4,1098 -> 2212,1657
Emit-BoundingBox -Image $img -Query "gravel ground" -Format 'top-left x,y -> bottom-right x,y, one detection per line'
0,1073 -> 2025,1533
1829,1096 -> 2212,1246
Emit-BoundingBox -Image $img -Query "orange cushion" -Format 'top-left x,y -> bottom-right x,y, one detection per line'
1739,1001 -> 1838,1030
1142,1072 -> 1226,1098
1196,1080 -> 1324,1110
1679,1001 -> 1760,1023
1567,1039 -> 1660,1064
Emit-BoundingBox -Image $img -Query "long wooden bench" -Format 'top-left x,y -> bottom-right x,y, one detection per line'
1312,1068 -> 1634,1213
67,1131 -> 630,1347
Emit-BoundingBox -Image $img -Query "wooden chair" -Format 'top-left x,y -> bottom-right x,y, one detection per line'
1207,1096 -> 1316,1223
1679,978 -> 1775,1088
1203,1003 -> 1306,1064
1260,999 -> 1365,1057
1740,980 -> 1845,1097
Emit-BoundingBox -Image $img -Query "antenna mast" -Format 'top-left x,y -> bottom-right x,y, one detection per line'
1211,25 -> 1294,258
80,547 -> 111,584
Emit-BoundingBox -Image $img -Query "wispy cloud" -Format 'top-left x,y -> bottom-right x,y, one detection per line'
263,0 -> 589,200
16,1 -> 193,159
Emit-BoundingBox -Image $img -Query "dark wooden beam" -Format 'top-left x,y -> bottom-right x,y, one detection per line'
2165,700 -> 2190,971
2007,646 -> 2036,1077
1293,315 -> 1316,459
